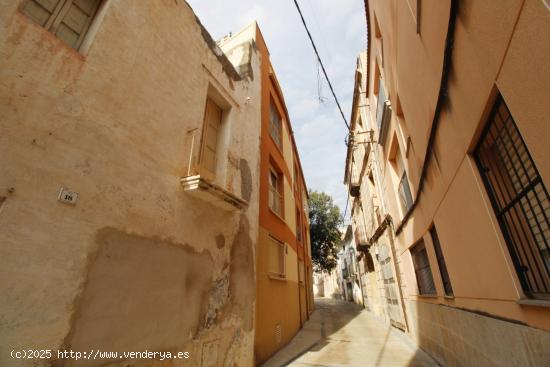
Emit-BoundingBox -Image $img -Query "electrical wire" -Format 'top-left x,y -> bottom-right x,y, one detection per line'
292,0 -> 350,130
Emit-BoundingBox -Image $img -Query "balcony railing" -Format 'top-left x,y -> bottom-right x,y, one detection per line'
180,128 -> 248,211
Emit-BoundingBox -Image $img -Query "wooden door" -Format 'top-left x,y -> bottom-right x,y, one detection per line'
199,98 -> 222,181
379,244 -> 405,330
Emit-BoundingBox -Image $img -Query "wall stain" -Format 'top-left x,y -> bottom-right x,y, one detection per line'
56,228 -> 214,366
239,159 -> 252,203
202,275 -> 230,329
228,214 -> 254,331
216,234 -> 225,249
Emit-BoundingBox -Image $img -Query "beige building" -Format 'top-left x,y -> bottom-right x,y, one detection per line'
346,1 -> 550,366
1,1 -> 264,366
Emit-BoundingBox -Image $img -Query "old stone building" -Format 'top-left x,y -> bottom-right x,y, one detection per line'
0,1 -> 265,366
346,0 -> 550,366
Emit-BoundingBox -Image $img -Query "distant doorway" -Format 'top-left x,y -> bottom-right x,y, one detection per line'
379,244 -> 405,330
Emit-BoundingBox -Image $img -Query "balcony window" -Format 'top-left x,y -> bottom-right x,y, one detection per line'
20,0 -> 102,50
411,240 -> 436,295
474,95 -> 550,298
268,166 -> 284,217
269,100 -> 283,150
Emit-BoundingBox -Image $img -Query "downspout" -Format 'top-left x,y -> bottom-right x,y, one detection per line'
395,0 -> 459,235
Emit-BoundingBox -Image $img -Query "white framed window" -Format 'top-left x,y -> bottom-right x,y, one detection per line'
268,166 -> 283,217
20,0 -> 103,50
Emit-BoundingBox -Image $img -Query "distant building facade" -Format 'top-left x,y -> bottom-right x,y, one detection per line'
345,1 -> 550,366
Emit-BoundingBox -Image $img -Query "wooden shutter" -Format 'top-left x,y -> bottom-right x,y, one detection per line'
199,98 -> 222,180
20,0 -> 101,49
268,236 -> 285,277
20,0 -> 65,27
52,0 -> 102,49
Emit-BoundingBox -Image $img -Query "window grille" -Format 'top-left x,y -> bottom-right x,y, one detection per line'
411,240 -> 436,295
474,95 -> 550,298
430,226 -> 453,296
20,0 -> 102,50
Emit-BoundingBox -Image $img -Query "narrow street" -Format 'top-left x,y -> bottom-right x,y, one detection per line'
264,298 -> 438,367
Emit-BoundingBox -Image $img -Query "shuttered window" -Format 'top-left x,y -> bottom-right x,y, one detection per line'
20,0 -> 102,50
199,98 -> 223,180
268,236 -> 286,278
411,240 -> 436,295
269,100 -> 282,150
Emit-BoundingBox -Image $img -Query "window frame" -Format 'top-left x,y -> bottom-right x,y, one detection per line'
268,164 -> 284,219
398,171 -> 413,212
296,207 -> 302,243
268,235 -> 286,279
198,97 -> 223,181
269,99 -> 283,151
430,226 -> 453,297
19,0 -> 103,51
474,94 -> 550,299
411,239 -> 437,296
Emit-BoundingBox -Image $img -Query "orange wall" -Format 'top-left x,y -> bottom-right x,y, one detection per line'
365,0 -> 550,331
254,26 -> 312,365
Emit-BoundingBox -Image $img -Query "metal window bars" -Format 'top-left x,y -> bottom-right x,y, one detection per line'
474,95 -> 550,298
411,240 -> 437,295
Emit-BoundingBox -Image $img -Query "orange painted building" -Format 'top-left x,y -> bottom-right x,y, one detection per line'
222,23 -> 314,365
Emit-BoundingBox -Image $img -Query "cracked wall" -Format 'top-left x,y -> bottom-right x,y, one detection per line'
0,1 -> 262,366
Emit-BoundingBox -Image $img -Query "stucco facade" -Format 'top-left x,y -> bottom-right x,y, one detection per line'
231,24 -> 314,366
346,1 -> 550,366
1,1 -> 263,366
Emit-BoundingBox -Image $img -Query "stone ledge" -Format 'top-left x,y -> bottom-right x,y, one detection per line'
517,298 -> 550,308
180,175 -> 248,211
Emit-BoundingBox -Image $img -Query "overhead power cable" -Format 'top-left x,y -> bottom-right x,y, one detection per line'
292,0 -> 350,130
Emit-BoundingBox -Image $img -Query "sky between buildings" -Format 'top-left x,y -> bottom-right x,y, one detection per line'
187,0 -> 366,218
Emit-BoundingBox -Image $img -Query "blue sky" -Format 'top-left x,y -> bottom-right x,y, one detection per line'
187,0 -> 366,216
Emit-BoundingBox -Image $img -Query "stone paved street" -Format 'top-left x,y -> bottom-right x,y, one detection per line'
263,298 -> 439,367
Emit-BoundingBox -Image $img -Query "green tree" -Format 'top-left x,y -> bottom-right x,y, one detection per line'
308,190 -> 342,272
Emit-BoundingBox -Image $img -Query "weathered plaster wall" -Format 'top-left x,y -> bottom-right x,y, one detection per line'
0,1 -> 261,366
